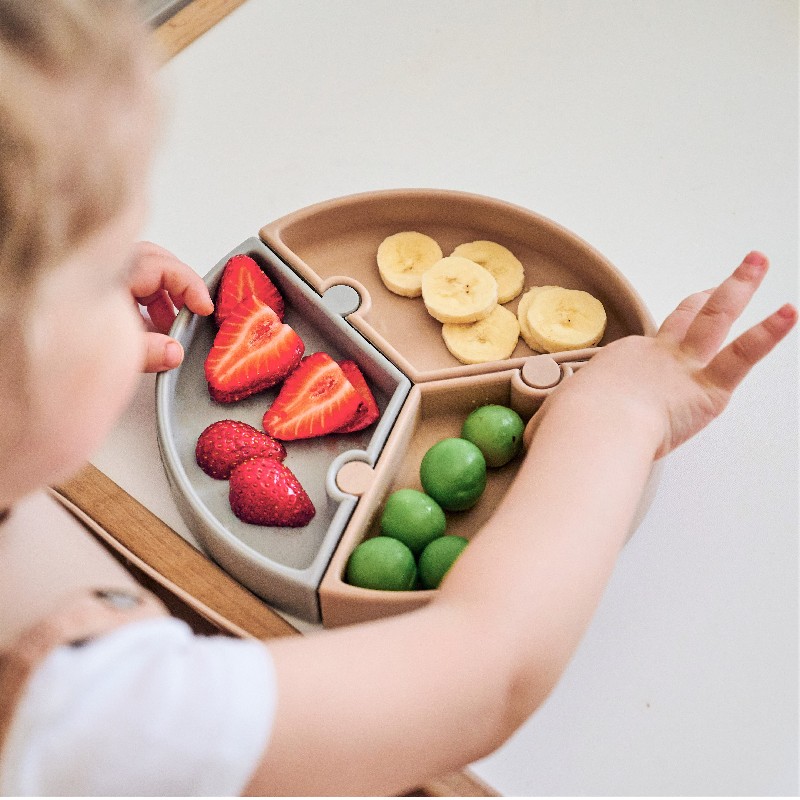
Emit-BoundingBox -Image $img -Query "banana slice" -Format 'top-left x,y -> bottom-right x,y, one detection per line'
517,285 -> 558,351
442,305 -> 520,364
421,256 -> 498,324
451,240 -> 525,304
377,231 -> 443,297
526,287 -> 606,352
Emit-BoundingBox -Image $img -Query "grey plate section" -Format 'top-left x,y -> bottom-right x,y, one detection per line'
156,237 -> 411,621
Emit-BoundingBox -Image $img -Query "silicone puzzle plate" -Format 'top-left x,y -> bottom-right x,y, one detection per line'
157,190 -> 660,625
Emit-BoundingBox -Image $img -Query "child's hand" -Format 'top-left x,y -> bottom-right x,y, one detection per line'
562,251 -> 797,459
129,241 -> 214,372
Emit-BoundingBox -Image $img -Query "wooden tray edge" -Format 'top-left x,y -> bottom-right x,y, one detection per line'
153,0 -> 248,59
53,464 -> 298,639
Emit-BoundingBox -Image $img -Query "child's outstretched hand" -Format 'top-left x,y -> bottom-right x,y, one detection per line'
129,241 -> 214,372
563,251 -> 797,459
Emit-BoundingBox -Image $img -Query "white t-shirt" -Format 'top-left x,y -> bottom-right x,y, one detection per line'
0,617 -> 276,796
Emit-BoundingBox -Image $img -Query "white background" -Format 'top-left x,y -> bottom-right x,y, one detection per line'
94,1 -> 798,794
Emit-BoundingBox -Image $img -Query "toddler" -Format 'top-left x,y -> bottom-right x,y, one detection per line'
0,1 -> 795,796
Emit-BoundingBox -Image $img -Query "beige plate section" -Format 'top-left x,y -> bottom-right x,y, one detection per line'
320,369 -> 663,627
260,188 -> 656,383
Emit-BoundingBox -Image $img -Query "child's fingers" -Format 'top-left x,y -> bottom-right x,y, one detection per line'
701,304 -> 797,394
130,242 -> 214,316
657,289 -> 713,344
181,278 -> 214,316
160,267 -> 214,316
132,261 -> 212,315
142,332 -> 184,373
679,252 -> 769,363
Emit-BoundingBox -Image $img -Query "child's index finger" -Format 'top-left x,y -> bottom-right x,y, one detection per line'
156,263 -> 213,315
181,277 -> 214,316
130,245 -> 214,316
679,252 -> 769,364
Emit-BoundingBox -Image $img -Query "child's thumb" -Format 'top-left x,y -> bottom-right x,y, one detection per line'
142,332 -> 184,373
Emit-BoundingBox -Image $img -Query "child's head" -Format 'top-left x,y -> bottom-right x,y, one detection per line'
0,1 -> 159,507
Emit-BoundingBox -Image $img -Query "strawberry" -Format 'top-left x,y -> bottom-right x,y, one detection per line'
334,360 -> 380,433
205,294 -> 304,403
229,457 -> 315,527
262,352 -> 362,440
214,254 -> 285,325
196,420 -> 286,479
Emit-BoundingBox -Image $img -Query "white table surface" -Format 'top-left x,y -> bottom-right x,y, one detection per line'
93,1 -> 799,795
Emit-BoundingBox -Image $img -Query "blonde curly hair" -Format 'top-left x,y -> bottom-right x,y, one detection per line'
0,0 -> 157,470
0,0 -> 156,316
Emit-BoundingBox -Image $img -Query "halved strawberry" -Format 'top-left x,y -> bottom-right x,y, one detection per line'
334,360 -> 380,433
229,457 -> 315,527
205,295 -> 304,403
214,254 -> 285,325
196,420 -> 286,479
262,352 -> 362,440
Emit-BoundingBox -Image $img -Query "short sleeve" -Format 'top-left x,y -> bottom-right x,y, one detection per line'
0,617 -> 277,796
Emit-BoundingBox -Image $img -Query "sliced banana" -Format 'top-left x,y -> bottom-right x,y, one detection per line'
517,285 -> 558,352
442,305 -> 520,364
421,256 -> 498,324
451,240 -> 525,304
377,231 -> 443,297
526,286 -> 606,352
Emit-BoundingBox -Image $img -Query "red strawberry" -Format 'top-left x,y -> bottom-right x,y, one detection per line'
196,420 -> 286,479
334,360 -> 380,433
262,352 -> 362,440
214,254 -> 285,325
229,457 -> 315,527
205,295 -> 304,403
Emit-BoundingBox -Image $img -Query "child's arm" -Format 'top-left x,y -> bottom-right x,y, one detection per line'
241,252 -> 795,797
128,241 -> 213,372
